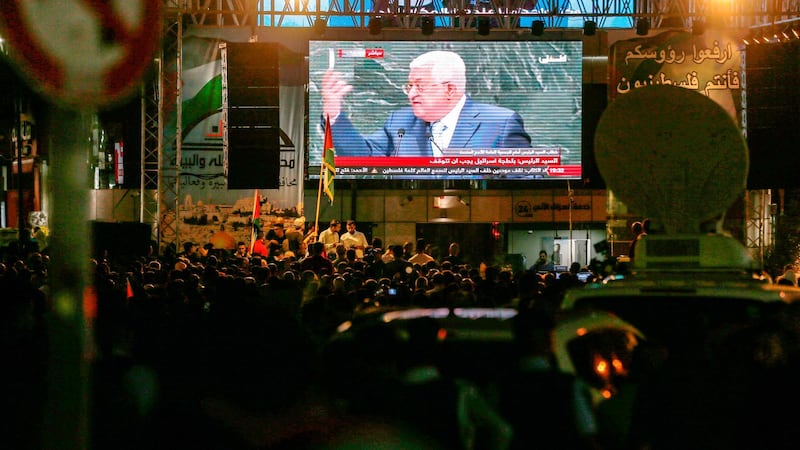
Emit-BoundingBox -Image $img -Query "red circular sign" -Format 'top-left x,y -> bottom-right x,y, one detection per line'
0,1 -> 162,109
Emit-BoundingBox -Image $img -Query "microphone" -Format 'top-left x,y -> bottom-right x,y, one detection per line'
393,128 -> 406,156
426,131 -> 444,155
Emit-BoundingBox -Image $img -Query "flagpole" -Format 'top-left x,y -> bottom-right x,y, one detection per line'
315,114 -> 334,241
249,189 -> 259,254
314,158 -> 325,242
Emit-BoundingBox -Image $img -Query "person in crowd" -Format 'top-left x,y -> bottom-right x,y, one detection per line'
384,244 -> 412,279
363,237 -> 383,263
251,231 -> 269,258
303,222 -> 318,244
361,237 -> 386,279
492,269 -> 517,307
641,217 -> 659,235
179,241 -> 200,263
300,241 -> 334,275
381,245 -> 396,264
427,269 -> 469,307
402,241 -> 415,261
530,250 -> 553,273
284,218 -> 306,257
408,238 -> 435,266
775,263 -> 797,286
510,269 -> 543,310
23,222 -> 800,450
339,220 -> 369,259
557,262 -> 584,289
441,242 -> 463,267
265,222 -> 287,259
318,219 -> 341,253
321,50 -> 531,157
199,243 -> 214,260
410,276 -> 430,305
568,261 -> 582,276
331,243 -> 349,268
345,248 -> 358,266
233,241 -> 249,258
628,220 -> 646,259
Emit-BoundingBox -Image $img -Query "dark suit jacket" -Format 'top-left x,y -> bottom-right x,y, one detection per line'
330,97 -> 532,156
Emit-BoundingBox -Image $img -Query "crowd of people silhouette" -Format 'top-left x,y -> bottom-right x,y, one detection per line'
3,235 -> 800,449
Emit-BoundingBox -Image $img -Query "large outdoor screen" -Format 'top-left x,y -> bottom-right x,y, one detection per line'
308,40 -> 583,180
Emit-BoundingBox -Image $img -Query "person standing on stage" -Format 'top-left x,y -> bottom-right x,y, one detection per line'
339,220 -> 369,259
318,219 -> 341,254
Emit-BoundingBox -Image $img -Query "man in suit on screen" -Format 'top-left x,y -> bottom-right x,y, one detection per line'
321,50 -> 532,157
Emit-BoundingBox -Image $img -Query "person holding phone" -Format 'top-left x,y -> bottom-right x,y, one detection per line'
321,50 -> 531,157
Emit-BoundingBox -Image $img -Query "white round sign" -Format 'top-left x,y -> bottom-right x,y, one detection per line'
0,0 -> 161,109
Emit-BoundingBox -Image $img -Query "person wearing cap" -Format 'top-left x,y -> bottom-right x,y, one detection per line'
339,220 -> 369,259
284,218 -> 306,257
318,219 -> 341,253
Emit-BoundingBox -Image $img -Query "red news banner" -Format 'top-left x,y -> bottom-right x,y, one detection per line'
335,148 -> 581,178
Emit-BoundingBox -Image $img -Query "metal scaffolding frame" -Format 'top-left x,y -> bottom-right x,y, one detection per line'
145,13 -> 184,255
167,0 -> 799,30
141,60 -> 161,247
745,189 -> 773,264
144,0 -> 798,255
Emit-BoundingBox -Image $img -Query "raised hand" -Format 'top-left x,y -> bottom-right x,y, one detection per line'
321,69 -> 353,121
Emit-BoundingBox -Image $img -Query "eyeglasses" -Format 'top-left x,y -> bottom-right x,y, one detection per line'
402,82 -> 446,95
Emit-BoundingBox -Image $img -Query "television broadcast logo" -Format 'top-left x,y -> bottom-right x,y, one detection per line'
336,48 -> 385,59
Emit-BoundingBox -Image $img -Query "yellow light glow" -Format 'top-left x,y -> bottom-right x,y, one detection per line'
595,358 -> 609,376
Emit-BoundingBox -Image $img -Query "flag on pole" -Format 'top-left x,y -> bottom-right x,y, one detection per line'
250,189 -> 260,253
323,115 -> 336,204
126,277 -> 135,300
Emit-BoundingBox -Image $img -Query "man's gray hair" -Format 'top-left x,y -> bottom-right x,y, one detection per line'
409,50 -> 467,91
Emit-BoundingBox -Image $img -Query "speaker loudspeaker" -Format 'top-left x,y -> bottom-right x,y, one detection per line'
225,43 -> 281,189
744,40 -> 800,189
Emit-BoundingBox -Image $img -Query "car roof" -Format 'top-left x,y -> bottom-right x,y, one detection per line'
331,306 -> 644,376
563,231 -> 800,308
563,275 -> 800,309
